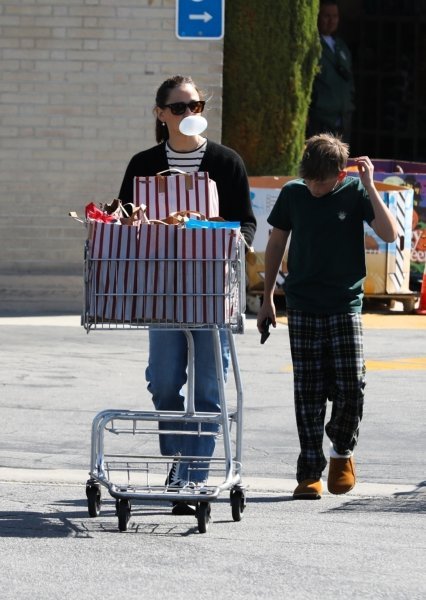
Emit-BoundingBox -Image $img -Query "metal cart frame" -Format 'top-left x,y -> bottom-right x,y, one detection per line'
83,235 -> 247,533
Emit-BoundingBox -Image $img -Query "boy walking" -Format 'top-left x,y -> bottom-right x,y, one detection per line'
257,134 -> 397,499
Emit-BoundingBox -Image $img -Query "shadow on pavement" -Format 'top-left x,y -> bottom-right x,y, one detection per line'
0,506 -> 203,538
0,510 -> 91,538
328,481 -> 426,514
0,493 -> 295,539
0,496 -> 231,538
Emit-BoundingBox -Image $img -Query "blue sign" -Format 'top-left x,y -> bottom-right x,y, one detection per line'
176,0 -> 224,40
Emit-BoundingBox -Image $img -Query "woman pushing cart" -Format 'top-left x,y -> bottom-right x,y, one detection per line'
84,75 -> 256,533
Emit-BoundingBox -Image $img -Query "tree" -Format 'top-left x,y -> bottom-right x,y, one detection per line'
222,1 -> 320,175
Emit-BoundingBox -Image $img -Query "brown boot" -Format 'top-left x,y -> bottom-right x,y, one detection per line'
293,479 -> 322,500
327,456 -> 356,495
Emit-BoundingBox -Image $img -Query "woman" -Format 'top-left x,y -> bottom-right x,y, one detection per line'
118,75 -> 256,513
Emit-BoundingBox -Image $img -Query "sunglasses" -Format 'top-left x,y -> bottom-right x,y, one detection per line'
163,100 -> 205,115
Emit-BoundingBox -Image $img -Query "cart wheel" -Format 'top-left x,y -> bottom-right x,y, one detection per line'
230,488 -> 246,522
117,499 -> 131,532
196,502 -> 211,534
86,484 -> 101,518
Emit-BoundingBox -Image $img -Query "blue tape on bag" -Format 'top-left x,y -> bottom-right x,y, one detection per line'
185,218 -> 240,229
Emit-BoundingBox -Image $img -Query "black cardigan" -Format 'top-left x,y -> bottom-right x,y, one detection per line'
118,140 -> 256,246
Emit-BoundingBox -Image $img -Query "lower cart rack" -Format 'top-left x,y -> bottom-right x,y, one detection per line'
86,409 -> 247,533
83,236 -> 247,533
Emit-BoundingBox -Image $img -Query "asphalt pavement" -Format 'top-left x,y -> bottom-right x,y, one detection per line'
0,312 -> 425,599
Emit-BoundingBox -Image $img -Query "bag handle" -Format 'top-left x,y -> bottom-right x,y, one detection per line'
102,198 -> 122,215
168,210 -> 207,222
156,168 -> 188,176
144,219 -> 176,226
120,206 -> 150,226
68,211 -> 85,224
133,211 -> 205,227
155,169 -> 195,192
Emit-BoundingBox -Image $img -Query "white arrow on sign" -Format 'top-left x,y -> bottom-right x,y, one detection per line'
189,12 -> 213,23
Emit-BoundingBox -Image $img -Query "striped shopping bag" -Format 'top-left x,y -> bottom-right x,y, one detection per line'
133,171 -> 219,220
88,222 -> 177,322
88,222 -> 138,322
175,226 -> 241,325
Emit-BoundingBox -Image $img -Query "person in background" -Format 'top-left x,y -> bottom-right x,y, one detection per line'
307,0 -> 355,144
257,133 -> 397,500
119,75 -> 256,515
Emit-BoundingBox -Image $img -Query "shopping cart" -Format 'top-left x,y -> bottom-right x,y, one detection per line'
83,231 -> 247,533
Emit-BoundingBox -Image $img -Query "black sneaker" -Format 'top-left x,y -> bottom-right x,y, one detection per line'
171,502 -> 196,516
165,454 -> 182,487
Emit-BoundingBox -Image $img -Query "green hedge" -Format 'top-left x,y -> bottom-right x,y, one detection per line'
223,1 -> 320,175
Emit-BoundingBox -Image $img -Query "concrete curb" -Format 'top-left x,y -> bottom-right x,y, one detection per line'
1,313 -> 426,329
0,467 -> 417,497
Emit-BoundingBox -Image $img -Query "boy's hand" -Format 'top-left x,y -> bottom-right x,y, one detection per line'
260,318 -> 272,344
354,156 -> 374,189
257,301 -> 276,343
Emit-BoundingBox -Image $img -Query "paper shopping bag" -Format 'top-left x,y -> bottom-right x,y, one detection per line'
175,227 -> 241,324
133,171 -> 219,220
88,222 -> 139,321
134,223 -> 176,321
88,222 -> 178,322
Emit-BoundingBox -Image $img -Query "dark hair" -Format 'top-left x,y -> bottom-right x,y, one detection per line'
300,133 -> 349,180
320,0 -> 339,7
154,75 -> 204,143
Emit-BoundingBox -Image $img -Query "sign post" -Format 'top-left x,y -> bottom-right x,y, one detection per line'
176,0 -> 225,40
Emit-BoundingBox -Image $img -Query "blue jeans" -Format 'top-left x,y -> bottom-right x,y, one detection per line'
146,329 -> 230,482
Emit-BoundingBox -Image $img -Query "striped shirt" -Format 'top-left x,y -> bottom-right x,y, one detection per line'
166,139 -> 207,173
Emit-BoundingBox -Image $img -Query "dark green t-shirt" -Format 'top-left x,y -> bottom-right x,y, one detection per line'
267,177 -> 375,314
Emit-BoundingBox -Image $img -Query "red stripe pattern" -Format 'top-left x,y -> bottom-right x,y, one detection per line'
87,222 -> 240,325
133,172 -> 219,220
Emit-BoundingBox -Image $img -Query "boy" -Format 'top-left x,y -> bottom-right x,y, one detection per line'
257,134 -> 397,499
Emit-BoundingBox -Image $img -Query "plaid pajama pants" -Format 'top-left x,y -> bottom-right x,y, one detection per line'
287,309 -> 366,483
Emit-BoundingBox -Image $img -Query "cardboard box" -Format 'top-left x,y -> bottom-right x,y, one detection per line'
247,177 -> 294,297
347,159 -> 426,284
363,182 -> 413,295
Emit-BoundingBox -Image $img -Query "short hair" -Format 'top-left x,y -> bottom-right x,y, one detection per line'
299,133 -> 349,180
